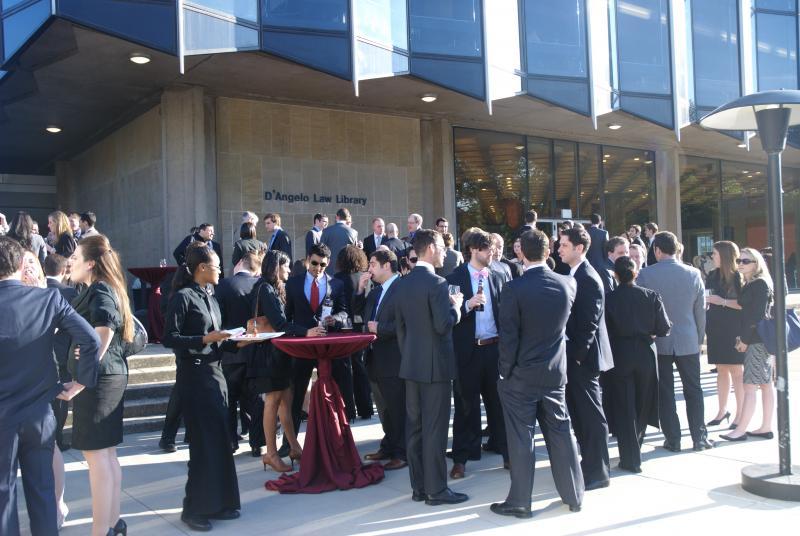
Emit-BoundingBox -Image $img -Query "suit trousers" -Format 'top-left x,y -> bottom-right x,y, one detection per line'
351,351 -> 374,417
607,359 -> 657,469
565,363 -> 610,484
369,379 -> 388,452
498,377 -> 583,509
0,404 -> 58,536
222,363 -> 265,450
657,353 -> 707,444
161,358 -> 183,444
376,376 -> 406,459
405,380 -> 451,496
452,343 -> 507,464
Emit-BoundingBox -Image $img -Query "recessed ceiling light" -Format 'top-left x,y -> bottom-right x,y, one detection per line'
420,93 -> 437,103
604,154 -> 611,158
515,145 -> 524,150
608,123 -> 622,130
737,143 -> 747,148
634,157 -> 640,161
129,53 -> 151,65
755,171 -> 761,175
45,126 -> 61,134
742,170 -> 749,173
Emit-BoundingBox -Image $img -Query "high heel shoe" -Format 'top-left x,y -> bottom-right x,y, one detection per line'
113,518 -> 127,535
289,449 -> 303,470
262,452 -> 291,473
707,411 -> 731,426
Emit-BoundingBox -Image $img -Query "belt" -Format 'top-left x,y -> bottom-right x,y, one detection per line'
475,337 -> 499,346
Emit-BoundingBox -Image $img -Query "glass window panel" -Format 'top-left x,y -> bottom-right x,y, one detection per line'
525,0 -> 588,78
755,0 -> 796,11
680,156 -> 720,261
721,161 -> 767,247
619,94 -> 674,127
616,0 -> 671,95
454,128 -> 527,248
526,137 -> 552,217
409,0 -> 482,57
2,0 -> 29,11
263,0 -> 348,31
578,144 -> 601,218
184,9 -> 259,53
355,0 -> 408,50
554,141 -> 577,218
485,0 -> 521,100
602,146 -> 656,236
691,0 -> 740,109
2,0 -> 49,61
527,77 -> 590,114
411,56 -> 485,98
755,12 -> 798,90
188,0 -> 258,21
262,30 -> 351,78
356,41 -> 409,79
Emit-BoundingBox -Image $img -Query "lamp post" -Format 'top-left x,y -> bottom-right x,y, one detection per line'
701,90 -> 800,501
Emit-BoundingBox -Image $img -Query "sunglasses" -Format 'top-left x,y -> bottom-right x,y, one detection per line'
310,260 -> 328,267
409,257 -> 418,263
736,258 -> 755,265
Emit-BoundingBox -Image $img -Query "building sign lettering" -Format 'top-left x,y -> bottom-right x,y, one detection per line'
264,189 -> 367,207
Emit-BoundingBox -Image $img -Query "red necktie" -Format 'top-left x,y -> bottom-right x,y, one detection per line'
310,278 -> 319,314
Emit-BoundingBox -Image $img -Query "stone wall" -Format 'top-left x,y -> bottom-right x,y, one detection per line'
215,97 -> 423,269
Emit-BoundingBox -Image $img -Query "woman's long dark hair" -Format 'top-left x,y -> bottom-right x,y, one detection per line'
262,250 -> 290,304
336,244 -> 368,274
173,242 -> 215,293
7,211 -> 35,250
79,235 -> 134,342
714,241 -> 742,291
240,222 -> 256,240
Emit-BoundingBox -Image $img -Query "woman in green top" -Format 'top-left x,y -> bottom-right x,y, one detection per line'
68,234 -> 133,536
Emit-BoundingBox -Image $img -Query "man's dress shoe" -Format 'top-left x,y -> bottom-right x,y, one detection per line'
490,502 -> 532,519
425,488 -> 468,506
449,463 -> 465,479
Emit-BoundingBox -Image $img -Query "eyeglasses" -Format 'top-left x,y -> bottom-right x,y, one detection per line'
736,258 -> 755,265
409,257 -> 418,263
205,264 -> 221,272
310,260 -> 328,267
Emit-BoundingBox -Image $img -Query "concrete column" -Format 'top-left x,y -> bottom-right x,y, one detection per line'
161,86 -> 218,258
655,148 -> 681,237
419,118 -> 455,226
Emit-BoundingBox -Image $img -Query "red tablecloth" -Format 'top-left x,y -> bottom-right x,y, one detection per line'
128,267 -> 176,343
266,333 -> 385,493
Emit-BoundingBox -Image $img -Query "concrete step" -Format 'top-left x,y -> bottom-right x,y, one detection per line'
128,365 -> 175,384
128,352 -> 175,370
64,414 -> 167,438
124,380 -> 174,401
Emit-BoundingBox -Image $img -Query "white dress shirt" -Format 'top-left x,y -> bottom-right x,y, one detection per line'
466,263 -> 498,339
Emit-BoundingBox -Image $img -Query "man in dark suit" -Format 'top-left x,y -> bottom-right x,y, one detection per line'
558,227 -> 613,490
352,249 -> 406,470
515,209 -> 537,239
363,217 -> 386,258
173,223 -> 224,277
321,208 -> 358,275
644,222 -> 659,266
446,229 -> 508,479
265,213 -> 292,261
402,213 -> 423,243
600,236 -> 629,295
304,213 -> 328,257
279,243 -> 351,455
0,236 -> 102,536
214,252 -> 265,456
490,229 -> 584,519
383,223 -> 407,257
627,224 -> 646,248
586,214 -> 609,273
394,229 -> 466,505
490,233 -> 521,280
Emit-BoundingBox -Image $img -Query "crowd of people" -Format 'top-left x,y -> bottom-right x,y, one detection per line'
0,204 -> 779,534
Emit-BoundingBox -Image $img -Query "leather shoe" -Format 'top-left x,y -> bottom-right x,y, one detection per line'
569,504 -> 582,513
364,450 -> 391,461
746,431 -> 774,440
384,459 -> 408,471
490,502 -> 532,519
208,509 -> 240,520
277,443 -> 290,457
719,434 -> 747,442
661,440 -> 681,453
181,513 -> 212,532
584,479 -> 610,491
412,491 -> 426,502
482,442 -> 500,454
693,438 -> 715,450
159,440 -> 177,453
617,463 -> 642,474
426,488 -> 468,506
449,463 -> 466,479
251,447 -> 263,458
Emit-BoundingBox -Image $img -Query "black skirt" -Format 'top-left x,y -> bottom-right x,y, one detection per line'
71,374 -> 127,451
706,304 -> 744,365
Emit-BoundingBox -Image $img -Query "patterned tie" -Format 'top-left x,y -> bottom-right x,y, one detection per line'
310,278 -> 319,314
371,285 -> 383,321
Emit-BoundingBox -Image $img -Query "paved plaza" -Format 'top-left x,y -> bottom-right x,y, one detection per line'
19,357 -> 800,535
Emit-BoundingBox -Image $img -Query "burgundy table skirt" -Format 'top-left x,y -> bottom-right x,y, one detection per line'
266,333 -> 385,494
128,266 -> 176,343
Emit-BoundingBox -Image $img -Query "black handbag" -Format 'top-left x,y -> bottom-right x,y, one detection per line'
123,314 -> 148,358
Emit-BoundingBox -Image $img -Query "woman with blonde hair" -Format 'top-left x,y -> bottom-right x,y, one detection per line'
704,241 -> 745,429
48,210 -> 77,258
67,234 -> 133,535
720,247 -> 775,442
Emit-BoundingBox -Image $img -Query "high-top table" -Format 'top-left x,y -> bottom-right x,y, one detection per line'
266,333 -> 385,493
128,266 -> 176,343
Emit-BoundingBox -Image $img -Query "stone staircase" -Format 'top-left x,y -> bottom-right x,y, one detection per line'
64,344 -> 177,439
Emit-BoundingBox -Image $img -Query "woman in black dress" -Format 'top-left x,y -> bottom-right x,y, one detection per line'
67,235 -> 133,536
163,242 -> 242,532
605,256 -> 671,473
251,251 -> 307,472
704,241 -> 745,428
231,222 -> 265,267
48,210 -> 77,258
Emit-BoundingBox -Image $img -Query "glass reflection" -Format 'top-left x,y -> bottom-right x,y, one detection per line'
754,12 -> 798,90
554,141 -> 577,217
184,8 -> 259,53
602,146 -> 656,236
527,137 -> 552,217
691,0 -> 740,110
408,0 -> 482,57
616,0 -> 671,95
525,0 -> 587,77
680,156 -> 720,261
721,161 -> 768,247
578,144 -> 601,218
263,0 -> 348,31
355,0 -> 407,50
2,0 -> 50,61
190,0 -> 258,22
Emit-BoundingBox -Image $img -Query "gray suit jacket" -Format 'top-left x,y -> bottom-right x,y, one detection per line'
320,222 -> 358,274
636,258 -> 705,356
394,266 -> 460,383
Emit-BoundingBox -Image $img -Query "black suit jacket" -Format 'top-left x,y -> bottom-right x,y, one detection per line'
284,273 -> 348,330
446,264 -> 503,360
305,227 -> 322,257
269,228 -> 293,260
587,225 -> 609,272
382,237 -> 407,257
173,234 -> 224,277
600,257 -> 616,295
500,257 -> 523,280
631,236 -> 646,249
215,272 -> 260,364
566,260 -> 614,373
515,224 -> 535,240
47,278 -> 78,372
362,234 -> 386,258
394,266 -> 460,383
647,241 -> 657,266
498,266 -> 576,388
352,278 -> 402,379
